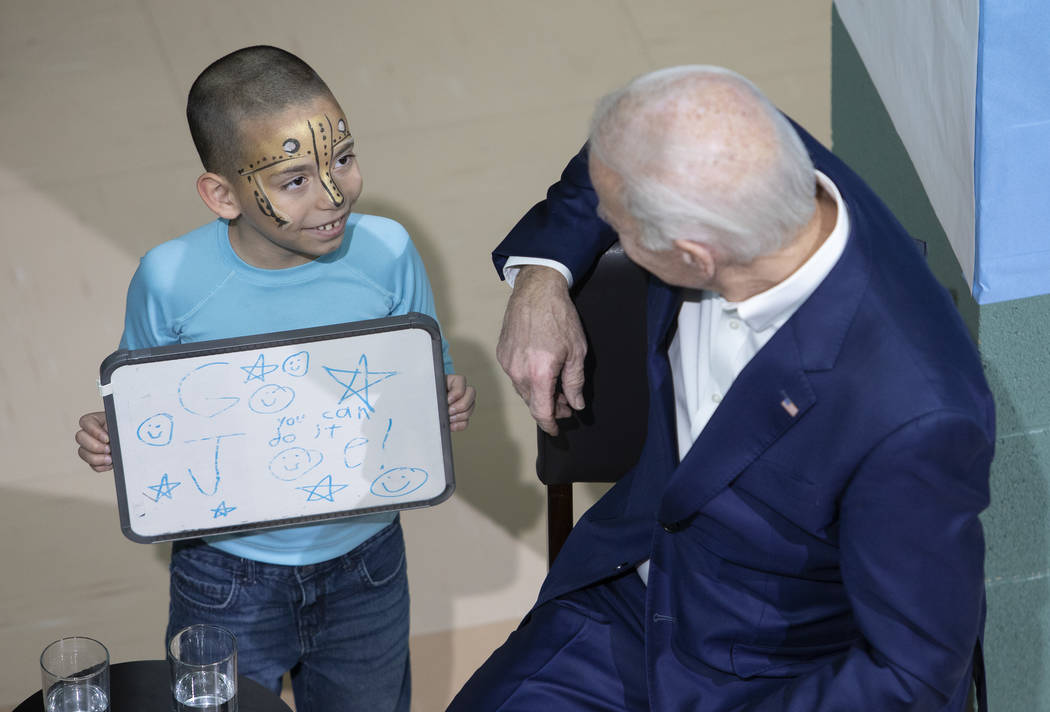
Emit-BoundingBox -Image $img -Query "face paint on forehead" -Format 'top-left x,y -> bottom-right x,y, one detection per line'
237,113 -> 354,227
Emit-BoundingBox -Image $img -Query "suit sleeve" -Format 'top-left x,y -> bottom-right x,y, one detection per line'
492,143 -> 619,283
741,410 -> 992,711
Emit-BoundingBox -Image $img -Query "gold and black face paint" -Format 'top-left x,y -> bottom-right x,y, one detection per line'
237,113 -> 353,227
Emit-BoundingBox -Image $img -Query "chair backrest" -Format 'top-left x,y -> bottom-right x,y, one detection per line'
535,243 -> 650,563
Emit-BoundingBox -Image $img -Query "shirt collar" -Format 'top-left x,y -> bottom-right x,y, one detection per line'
719,171 -> 850,332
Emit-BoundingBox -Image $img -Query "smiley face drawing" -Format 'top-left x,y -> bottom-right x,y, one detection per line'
370,467 -> 428,498
248,384 -> 295,413
282,351 -> 310,377
136,413 -> 173,446
268,447 -> 323,481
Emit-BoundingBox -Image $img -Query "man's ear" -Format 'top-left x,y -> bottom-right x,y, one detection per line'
673,239 -> 716,281
196,172 -> 243,220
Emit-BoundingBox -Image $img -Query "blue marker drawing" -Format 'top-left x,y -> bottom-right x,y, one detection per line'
370,467 -> 428,498
382,418 -> 393,449
315,422 -> 342,440
184,433 -> 245,495
241,353 -> 279,382
269,447 -> 323,481
211,501 -> 237,518
188,467 -> 220,496
144,473 -> 181,502
282,351 -> 310,377
136,413 -> 174,447
248,384 -> 296,414
323,354 -> 397,411
343,437 -> 369,469
297,474 -> 349,503
268,414 -> 305,446
178,362 -> 239,417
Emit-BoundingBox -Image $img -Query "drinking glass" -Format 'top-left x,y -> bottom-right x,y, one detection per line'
40,637 -> 110,712
168,624 -> 238,712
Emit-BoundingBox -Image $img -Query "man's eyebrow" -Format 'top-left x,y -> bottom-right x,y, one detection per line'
332,135 -> 355,152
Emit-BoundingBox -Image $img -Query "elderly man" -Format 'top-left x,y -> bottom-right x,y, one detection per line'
450,66 -> 992,711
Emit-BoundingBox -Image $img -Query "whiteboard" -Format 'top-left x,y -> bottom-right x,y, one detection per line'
100,314 -> 453,543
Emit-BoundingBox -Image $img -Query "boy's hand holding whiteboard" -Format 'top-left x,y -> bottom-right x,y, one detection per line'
98,314 -> 454,543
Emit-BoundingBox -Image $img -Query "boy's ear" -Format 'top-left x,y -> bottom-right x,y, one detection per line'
196,172 -> 243,220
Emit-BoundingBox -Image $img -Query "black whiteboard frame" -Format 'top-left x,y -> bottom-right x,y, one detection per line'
100,313 -> 454,543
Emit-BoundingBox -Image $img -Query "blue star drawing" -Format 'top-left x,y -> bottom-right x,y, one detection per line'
323,355 -> 398,411
211,501 -> 237,518
241,354 -> 279,382
144,473 -> 181,502
297,474 -> 349,503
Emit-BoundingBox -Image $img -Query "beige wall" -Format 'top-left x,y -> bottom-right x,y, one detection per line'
0,1 -> 830,708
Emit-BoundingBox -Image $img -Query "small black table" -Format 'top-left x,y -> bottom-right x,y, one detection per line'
15,659 -> 292,711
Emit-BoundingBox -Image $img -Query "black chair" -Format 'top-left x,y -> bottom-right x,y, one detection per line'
535,243 -> 650,566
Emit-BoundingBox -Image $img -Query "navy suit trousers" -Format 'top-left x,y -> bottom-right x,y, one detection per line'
447,573 -> 649,711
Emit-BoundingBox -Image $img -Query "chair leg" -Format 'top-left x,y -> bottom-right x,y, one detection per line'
547,484 -> 574,568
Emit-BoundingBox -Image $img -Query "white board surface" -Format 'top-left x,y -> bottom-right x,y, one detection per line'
100,315 -> 453,543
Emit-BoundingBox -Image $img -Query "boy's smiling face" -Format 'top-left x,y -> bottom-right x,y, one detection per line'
225,94 -> 362,269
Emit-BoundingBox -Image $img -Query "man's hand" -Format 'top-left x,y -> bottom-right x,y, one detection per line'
497,265 -> 587,436
75,411 -> 113,472
446,374 -> 477,432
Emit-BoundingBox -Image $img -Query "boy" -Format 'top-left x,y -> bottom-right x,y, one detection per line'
74,45 -> 475,712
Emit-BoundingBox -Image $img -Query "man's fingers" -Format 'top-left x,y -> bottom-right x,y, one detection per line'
521,374 -> 559,436
560,346 -> 587,412
533,413 -> 559,437
553,393 -> 574,421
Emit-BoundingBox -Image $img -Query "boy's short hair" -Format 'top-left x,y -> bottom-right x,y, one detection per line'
187,45 -> 334,178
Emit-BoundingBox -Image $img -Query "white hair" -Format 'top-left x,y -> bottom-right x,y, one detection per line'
589,65 -> 816,264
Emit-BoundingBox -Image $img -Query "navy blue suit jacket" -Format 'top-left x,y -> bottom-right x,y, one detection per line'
494,126 -> 993,711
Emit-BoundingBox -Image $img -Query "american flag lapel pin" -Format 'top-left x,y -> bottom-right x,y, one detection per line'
779,390 -> 799,417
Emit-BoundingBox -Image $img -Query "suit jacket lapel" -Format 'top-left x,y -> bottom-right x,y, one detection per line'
658,325 -> 815,525
656,216 -> 871,527
642,276 -> 683,485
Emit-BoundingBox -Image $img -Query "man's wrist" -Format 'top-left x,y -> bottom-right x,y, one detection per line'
513,265 -> 572,298
503,257 -> 573,288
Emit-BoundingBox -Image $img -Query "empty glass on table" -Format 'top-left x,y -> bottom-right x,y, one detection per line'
40,637 -> 110,712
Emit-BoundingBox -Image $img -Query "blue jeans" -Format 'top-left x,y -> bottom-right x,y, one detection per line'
167,517 -> 410,712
